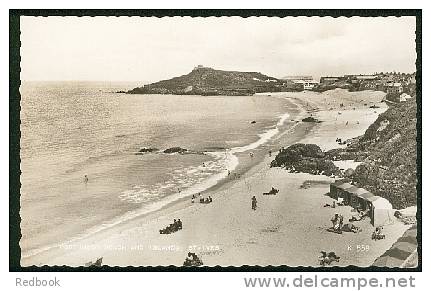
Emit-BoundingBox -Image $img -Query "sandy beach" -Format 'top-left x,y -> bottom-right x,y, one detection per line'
22,89 -> 411,267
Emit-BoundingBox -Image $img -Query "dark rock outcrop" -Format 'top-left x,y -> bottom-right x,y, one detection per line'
163,147 -> 188,154
302,116 -> 322,123
270,144 -> 340,176
136,147 -> 159,154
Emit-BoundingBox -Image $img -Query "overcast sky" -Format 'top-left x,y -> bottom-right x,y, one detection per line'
20,16 -> 416,82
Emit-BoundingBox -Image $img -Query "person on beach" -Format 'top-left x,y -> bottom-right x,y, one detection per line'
84,175 -> 89,184
249,152 -> 254,158
268,150 -> 272,157
191,194 -> 195,203
251,196 -> 257,211
331,213 -> 339,229
339,214 -> 344,229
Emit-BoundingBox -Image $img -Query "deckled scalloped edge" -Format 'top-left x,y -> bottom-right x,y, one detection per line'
9,9 -> 422,272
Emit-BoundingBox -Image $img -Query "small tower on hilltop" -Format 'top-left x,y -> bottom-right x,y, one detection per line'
193,65 -> 205,70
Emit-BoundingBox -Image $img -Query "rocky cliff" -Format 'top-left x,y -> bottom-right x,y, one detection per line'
350,97 -> 418,209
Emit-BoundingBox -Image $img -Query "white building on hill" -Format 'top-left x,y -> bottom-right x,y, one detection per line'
293,79 -> 319,90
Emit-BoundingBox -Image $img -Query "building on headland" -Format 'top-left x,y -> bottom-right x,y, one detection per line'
193,65 -> 211,70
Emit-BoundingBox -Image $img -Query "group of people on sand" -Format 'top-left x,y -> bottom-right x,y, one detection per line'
228,170 -> 241,179
330,213 -> 344,233
372,226 -> 385,240
330,213 -> 362,234
349,208 -> 369,222
318,251 -> 340,266
191,193 -> 213,204
183,252 -> 203,267
250,186 -> 280,210
159,219 -> 182,234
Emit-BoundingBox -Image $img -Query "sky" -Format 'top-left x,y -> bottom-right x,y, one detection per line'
20,16 -> 417,82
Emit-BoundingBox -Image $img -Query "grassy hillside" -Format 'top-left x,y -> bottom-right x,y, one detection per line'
351,98 -> 418,209
127,67 -> 285,95
272,98 -> 418,209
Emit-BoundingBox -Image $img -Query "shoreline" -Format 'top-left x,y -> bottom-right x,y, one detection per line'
21,95 -> 306,262
22,89 -> 410,268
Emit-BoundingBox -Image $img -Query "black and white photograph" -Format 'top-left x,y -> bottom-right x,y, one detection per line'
10,10 -> 421,273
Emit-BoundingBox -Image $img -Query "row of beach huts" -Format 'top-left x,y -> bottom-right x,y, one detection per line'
329,180 -> 394,227
330,181 -> 418,268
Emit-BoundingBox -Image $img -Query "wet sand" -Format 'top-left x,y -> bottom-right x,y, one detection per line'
22,89 -> 410,267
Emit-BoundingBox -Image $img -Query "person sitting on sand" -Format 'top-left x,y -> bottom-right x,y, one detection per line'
376,226 -> 383,235
331,214 -> 339,229
209,196 -> 213,203
339,214 -> 344,228
342,223 -> 361,233
177,219 -> 182,230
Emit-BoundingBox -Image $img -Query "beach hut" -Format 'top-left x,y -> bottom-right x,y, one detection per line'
373,225 -> 417,268
344,185 -> 364,208
370,197 -> 394,226
356,190 -> 376,211
329,180 -> 346,199
333,182 -> 354,202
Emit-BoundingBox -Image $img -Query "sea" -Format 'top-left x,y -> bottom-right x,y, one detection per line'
19,81 -> 296,259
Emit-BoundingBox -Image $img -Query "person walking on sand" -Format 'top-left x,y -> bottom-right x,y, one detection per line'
268,150 -> 272,157
251,196 -> 257,211
84,175 -> 89,184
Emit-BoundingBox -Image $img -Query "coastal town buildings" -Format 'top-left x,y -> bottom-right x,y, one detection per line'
385,82 -> 403,94
293,79 -> 319,90
281,76 -> 319,90
282,75 -> 314,81
320,76 -> 342,84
